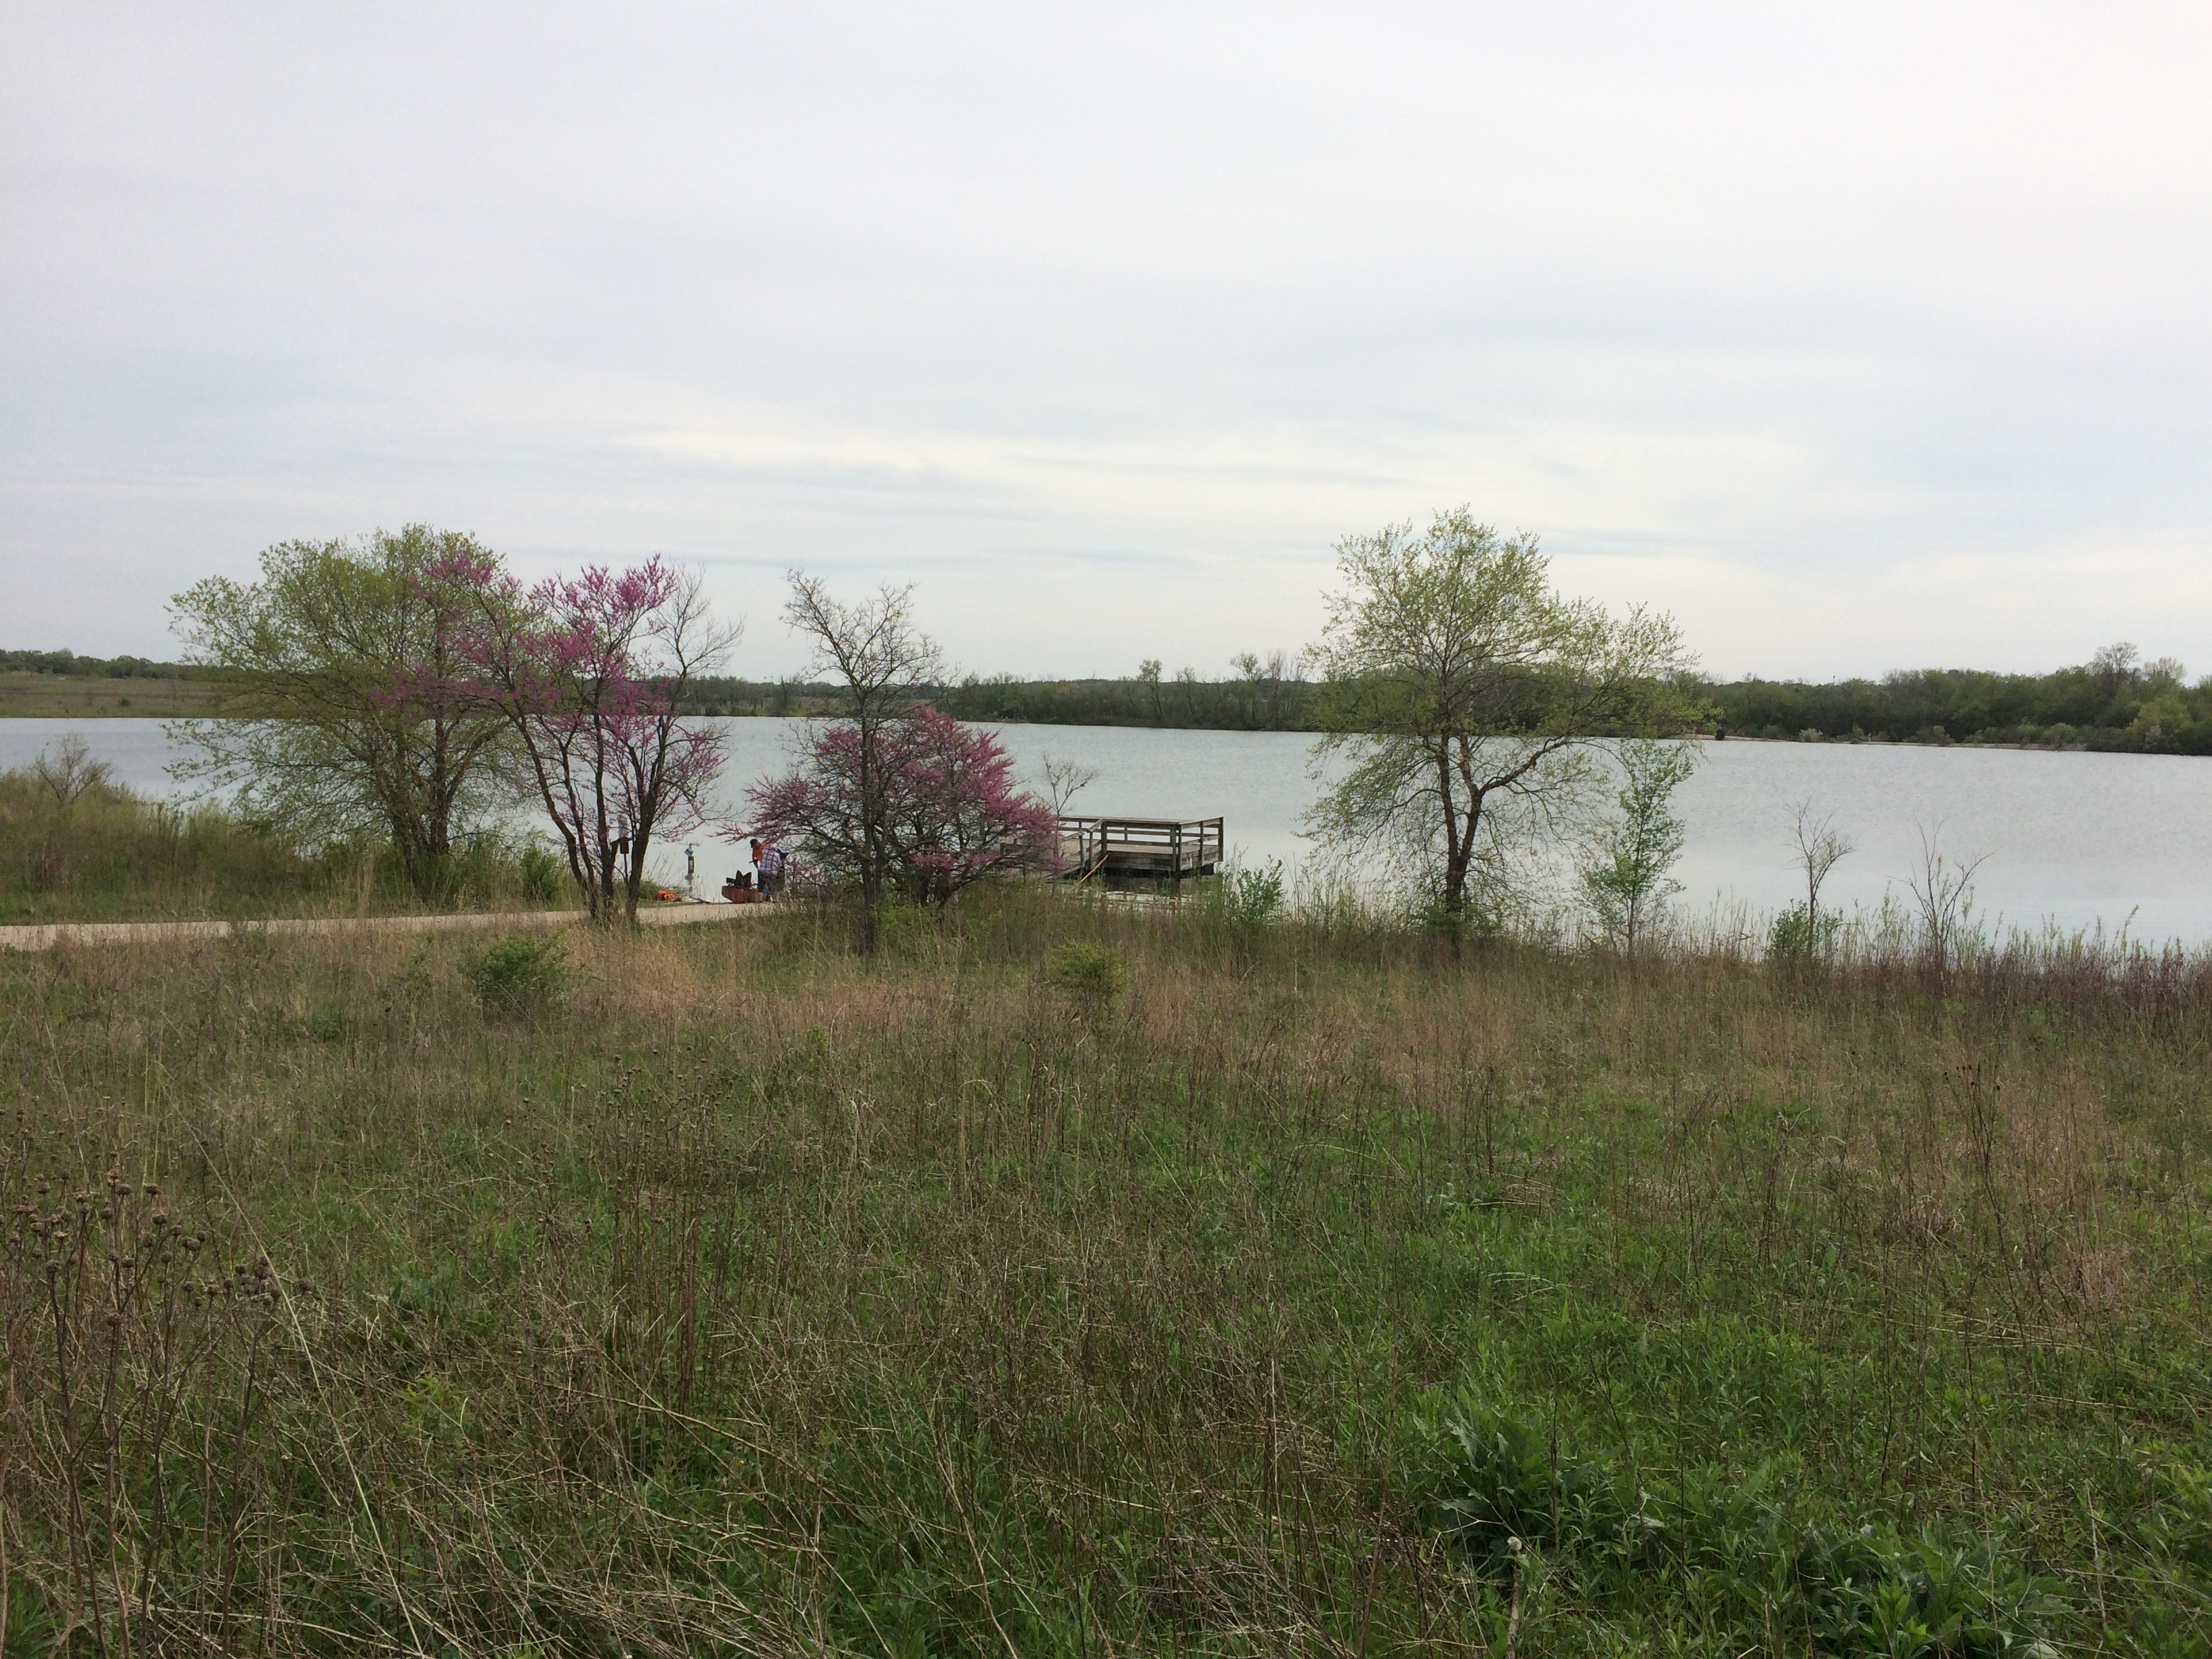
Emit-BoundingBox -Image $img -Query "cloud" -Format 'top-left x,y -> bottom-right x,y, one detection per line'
3,1 -> 2207,678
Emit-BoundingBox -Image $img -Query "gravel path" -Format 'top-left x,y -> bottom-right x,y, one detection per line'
0,902 -> 771,953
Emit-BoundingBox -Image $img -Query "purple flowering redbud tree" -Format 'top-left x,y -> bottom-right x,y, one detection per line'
747,703 -> 1057,911
433,550 -> 738,923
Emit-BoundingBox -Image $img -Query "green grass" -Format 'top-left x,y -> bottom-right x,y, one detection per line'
3,894 -> 2209,1655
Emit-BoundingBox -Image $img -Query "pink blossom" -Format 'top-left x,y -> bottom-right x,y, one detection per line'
424,550 -> 735,922
747,705 -> 1057,907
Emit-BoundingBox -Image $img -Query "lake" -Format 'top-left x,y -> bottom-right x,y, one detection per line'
7,717 -> 2211,945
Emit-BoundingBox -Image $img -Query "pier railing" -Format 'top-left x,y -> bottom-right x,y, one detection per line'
1056,817 -> 1224,886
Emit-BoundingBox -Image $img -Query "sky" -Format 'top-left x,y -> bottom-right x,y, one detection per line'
3,2 -> 2208,684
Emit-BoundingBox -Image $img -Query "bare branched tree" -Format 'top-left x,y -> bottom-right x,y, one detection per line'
1788,797 -> 1856,933
1906,822 -> 1988,970
2090,640 -> 2141,696
779,573 -> 945,949
30,733 -> 114,806
1136,658 -> 1165,722
1039,754 -> 1099,817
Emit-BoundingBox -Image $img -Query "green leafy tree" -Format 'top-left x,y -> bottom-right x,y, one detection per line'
1305,508 -> 1700,926
1579,739 -> 1696,958
168,526 -> 516,900
1137,658 -> 1164,721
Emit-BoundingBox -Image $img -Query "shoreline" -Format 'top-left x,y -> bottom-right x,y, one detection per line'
0,899 -> 767,953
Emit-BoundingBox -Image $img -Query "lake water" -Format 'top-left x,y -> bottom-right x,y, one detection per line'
7,718 -> 2212,945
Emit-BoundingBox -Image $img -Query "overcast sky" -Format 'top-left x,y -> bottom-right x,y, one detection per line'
3,2 -> 2207,682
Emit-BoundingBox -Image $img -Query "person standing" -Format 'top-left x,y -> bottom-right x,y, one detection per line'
758,840 -> 785,899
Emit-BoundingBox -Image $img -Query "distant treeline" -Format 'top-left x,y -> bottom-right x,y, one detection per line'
0,649 -> 219,680
672,676 -> 842,716
942,643 -> 2212,754
939,654 -> 1312,731
12,644 -> 2209,753
1708,647 -> 2209,754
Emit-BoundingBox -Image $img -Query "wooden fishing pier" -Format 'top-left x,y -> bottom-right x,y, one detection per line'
1057,816 -> 1224,888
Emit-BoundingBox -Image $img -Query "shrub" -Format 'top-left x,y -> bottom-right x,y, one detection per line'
1204,857 -> 1286,930
517,842 -> 567,903
1047,940 -> 1126,1004
461,935 -> 565,1016
1768,903 -> 1842,964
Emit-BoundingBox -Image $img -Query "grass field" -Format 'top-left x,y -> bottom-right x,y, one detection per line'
0,675 -> 222,720
3,895 -> 2209,1656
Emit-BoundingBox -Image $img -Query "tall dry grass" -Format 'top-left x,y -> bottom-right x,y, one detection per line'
0,760 -> 567,925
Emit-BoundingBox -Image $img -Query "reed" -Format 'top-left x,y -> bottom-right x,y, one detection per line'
3,888 -> 2207,1655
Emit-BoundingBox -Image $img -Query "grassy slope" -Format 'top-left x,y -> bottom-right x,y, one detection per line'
3,900 -> 2209,1655
0,770 -> 569,924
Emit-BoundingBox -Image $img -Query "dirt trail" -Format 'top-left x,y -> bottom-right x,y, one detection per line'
0,902 -> 769,953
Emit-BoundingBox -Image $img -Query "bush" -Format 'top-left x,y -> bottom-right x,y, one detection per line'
0,762 -> 574,922
1047,940 -> 1126,1004
517,842 -> 566,903
1200,857 -> 1286,935
1427,1396 -> 1649,1563
1768,903 -> 1843,964
461,935 -> 565,1016
1223,857 -> 1286,926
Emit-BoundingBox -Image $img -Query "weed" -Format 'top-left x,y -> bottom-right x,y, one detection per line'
1046,937 -> 1126,1002
459,933 -> 565,1015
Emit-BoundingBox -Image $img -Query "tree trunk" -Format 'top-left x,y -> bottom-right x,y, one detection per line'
855,717 -> 884,954
1437,747 -> 1470,919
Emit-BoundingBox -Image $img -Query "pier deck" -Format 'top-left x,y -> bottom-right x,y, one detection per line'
1057,816 -> 1223,887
